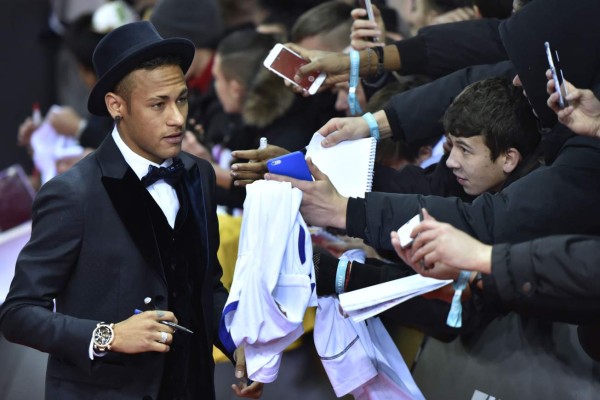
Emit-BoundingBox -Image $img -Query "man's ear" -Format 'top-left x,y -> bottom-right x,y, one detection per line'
502,148 -> 522,174
105,92 -> 126,120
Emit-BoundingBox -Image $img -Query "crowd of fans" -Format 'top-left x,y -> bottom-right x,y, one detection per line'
6,0 -> 600,398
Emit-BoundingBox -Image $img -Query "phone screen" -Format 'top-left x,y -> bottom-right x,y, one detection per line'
270,47 -> 320,90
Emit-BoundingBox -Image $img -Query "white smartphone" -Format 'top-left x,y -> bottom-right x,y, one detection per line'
364,0 -> 376,23
263,43 -> 326,95
397,214 -> 422,249
357,0 -> 379,42
545,41 -> 568,109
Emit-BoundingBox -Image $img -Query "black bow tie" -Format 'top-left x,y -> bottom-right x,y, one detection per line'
141,157 -> 184,187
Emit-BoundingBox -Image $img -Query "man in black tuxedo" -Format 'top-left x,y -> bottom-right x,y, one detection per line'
0,21 -> 262,400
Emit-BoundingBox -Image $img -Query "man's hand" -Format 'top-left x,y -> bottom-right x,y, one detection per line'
546,70 -> 600,139
230,145 -> 289,187
285,43 -> 351,92
47,106 -> 84,137
110,310 -> 178,354
316,116 -> 371,147
265,158 -> 348,229
17,117 -> 38,148
391,209 -> 492,277
350,5 -> 386,50
232,346 -> 264,398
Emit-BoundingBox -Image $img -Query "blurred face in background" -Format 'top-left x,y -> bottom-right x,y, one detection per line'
397,0 -> 447,35
212,54 -> 244,114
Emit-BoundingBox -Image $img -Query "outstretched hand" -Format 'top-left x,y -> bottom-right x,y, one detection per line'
230,144 -> 289,187
546,69 -> 600,139
316,116 -> 371,147
285,43 -> 351,92
265,157 -> 348,229
391,209 -> 492,280
350,5 -> 386,50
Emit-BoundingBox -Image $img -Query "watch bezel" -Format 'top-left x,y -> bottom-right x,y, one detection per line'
92,322 -> 115,352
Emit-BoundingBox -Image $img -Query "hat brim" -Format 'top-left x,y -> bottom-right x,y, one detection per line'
88,38 -> 194,116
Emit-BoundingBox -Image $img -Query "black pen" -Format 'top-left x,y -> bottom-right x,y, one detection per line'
133,309 -> 194,334
134,300 -> 194,334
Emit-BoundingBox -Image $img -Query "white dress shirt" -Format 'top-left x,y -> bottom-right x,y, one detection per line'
111,127 -> 180,227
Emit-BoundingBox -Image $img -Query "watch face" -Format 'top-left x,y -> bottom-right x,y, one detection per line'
94,325 -> 113,346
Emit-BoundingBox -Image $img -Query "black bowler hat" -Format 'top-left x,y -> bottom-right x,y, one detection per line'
88,21 -> 194,116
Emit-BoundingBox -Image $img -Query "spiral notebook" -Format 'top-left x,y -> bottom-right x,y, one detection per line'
305,132 -> 376,198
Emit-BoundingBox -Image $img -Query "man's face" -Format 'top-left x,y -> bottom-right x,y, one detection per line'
445,134 -> 508,195
212,54 -> 242,114
117,64 -> 188,164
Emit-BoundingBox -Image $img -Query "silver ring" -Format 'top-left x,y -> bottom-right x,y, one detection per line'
159,331 -> 168,344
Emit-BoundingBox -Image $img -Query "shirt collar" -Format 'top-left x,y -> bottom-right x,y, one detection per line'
111,126 -> 173,181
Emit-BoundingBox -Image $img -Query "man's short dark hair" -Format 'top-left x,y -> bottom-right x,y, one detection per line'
216,30 -> 277,87
290,1 -> 353,47
443,76 -> 540,161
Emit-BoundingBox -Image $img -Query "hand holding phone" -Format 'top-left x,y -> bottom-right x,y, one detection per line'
545,41 -> 568,109
356,0 -> 379,42
263,44 -> 326,95
397,214 -> 422,248
266,151 -> 313,181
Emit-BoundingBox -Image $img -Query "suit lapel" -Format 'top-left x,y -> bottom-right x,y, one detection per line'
181,159 -> 209,271
96,136 -> 166,285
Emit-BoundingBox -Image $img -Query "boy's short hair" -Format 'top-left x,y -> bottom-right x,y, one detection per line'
290,1 -> 353,49
216,29 -> 277,87
443,76 -> 540,161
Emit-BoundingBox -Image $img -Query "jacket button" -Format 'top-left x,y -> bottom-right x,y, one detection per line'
522,282 -> 532,294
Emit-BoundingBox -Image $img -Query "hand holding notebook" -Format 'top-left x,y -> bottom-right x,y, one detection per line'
304,132 -> 376,198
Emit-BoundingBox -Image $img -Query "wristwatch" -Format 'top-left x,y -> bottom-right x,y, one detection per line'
92,322 -> 115,352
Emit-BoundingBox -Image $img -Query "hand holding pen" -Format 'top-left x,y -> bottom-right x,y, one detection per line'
134,297 -> 194,334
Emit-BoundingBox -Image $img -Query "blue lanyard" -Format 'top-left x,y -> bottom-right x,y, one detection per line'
348,50 -> 362,116
446,270 -> 471,328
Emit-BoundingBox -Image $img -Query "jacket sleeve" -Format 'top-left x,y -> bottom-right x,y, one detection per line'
348,136 -> 600,252
346,192 -> 487,250
480,235 -> 600,324
383,61 -> 516,144
372,155 -> 475,200
0,176 -> 97,372
395,18 -> 507,78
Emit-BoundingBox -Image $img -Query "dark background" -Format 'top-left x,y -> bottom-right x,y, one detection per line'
0,0 -> 55,174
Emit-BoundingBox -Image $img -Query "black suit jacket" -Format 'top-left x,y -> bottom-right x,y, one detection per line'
0,135 -> 229,399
